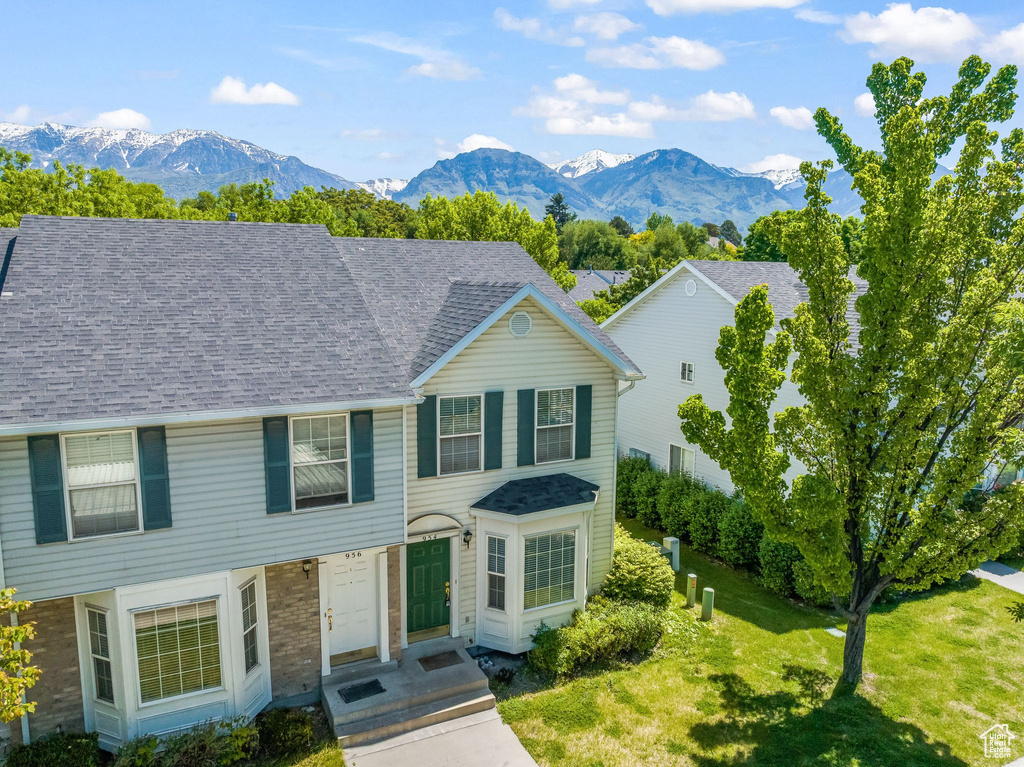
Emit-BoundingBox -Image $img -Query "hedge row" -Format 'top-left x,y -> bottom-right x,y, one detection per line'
617,455 -> 832,607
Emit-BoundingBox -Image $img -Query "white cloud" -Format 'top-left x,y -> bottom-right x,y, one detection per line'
209,76 -> 299,105
351,33 -> 481,80
743,153 -> 803,173
854,92 -> 877,117
629,90 -> 756,122
840,3 -> 981,62
794,8 -> 840,23
573,12 -> 641,40
554,73 -> 629,105
983,23 -> 1024,63
588,35 -> 724,70
647,0 -> 806,14
546,114 -> 654,138
457,134 -> 515,152
770,105 -> 815,129
87,108 -> 152,130
494,8 -> 584,46
3,105 -> 31,123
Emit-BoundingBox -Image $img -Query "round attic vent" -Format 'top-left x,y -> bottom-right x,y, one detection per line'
509,311 -> 533,338
684,279 -> 698,296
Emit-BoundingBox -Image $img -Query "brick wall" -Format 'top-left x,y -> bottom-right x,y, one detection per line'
265,559 -> 322,703
387,546 -> 402,661
10,597 -> 84,746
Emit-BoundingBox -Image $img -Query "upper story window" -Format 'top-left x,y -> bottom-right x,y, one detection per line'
134,599 -> 222,704
62,430 -> 141,539
439,395 -> 482,475
291,415 -> 349,510
680,362 -> 695,384
536,388 -> 574,464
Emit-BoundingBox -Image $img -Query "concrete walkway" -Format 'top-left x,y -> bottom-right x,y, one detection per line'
971,561 -> 1024,595
344,708 -> 538,767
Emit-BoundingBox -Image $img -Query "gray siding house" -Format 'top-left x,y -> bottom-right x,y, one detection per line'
0,216 -> 642,749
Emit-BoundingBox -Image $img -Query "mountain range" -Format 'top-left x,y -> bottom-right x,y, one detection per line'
0,120 -> 867,230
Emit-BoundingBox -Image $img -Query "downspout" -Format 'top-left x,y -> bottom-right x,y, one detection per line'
617,379 -> 636,397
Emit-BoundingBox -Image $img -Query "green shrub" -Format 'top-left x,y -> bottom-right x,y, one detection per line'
257,707 -> 314,759
758,536 -> 801,596
616,455 -> 653,519
793,559 -> 834,607
717,498 -> 764,569
683,489 -> 728,554
658,474 -> 703,540
529,596 -> 664,678
634,468 -> 666,528
115,718 -> 258,767
602,524 -> 675,607
112,735 -> 159,767
8,731 -> 101,767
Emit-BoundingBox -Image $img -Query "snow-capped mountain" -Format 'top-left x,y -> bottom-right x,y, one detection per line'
548,149 -> 635,179
0,121 -> 357,198
714,162 -> 803,190
356,177 -> 409,199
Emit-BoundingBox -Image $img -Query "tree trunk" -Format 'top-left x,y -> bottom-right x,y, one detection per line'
834,604 -> 873,695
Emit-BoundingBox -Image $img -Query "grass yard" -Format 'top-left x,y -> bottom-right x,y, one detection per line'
498,519 -> 1024,766
252,707 -> 345,767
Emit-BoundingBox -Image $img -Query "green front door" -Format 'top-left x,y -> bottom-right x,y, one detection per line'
407,537 -> 451,638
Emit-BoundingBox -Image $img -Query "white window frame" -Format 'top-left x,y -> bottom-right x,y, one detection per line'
669,444 -> 695,478
437,393 -> 485,477
240,579 -> 260,676
486,534 -> 507,612
86,606 -> 115,705
680,361 -> 695,384
60,429 -> 144,542
288,413 -> 352,513
523,528 -> 577,612
131,597 -> 225,708
535,386 -> 576,465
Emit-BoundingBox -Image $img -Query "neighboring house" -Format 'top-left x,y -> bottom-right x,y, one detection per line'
0,216 -> 642,749
602,259 -> 866,492
568,268 -> 630,303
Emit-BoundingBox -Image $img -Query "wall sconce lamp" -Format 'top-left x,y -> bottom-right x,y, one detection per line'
302,560 -> 312,579
462,528 -> 473,549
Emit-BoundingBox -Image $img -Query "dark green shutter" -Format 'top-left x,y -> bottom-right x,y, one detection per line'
484,391 -> 503,470
351,411 -> 374,503
517,389 -> 535,467
417,395 -> 437,478
137,426 -> 172,530
263,417 -> 291,514
27,434 -> 67,544
575,385 -> 592,460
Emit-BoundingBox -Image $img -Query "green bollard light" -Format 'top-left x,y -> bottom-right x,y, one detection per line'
686,573 -> 697,608
701,587 -> 715,621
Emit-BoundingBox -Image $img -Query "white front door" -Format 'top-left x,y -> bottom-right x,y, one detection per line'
328,553 -> 378,659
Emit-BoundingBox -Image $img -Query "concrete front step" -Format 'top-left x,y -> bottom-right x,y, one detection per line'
323,657 -> 398,688
332,674 -> 489,725
336,690 -> 496,747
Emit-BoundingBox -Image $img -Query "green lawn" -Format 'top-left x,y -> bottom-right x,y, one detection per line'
499,519 -> 1024,766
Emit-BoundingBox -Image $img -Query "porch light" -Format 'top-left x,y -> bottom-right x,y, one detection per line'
302,560 -> 312,578
463,528 -> 473,548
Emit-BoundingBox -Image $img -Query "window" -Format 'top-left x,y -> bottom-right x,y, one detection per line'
680,362 -> 695,384
629,448 -> 650,461
536,388 -> 574,464
240,581 -> 259,674
88,608 -> 114,704
670,445 -> 695,478
439,395 -> 482,475
291,415 -> 349,510
63,430 -> 141,539
524,531 -> 576,610
134,600 -> 221,704
487,536 -> 506,611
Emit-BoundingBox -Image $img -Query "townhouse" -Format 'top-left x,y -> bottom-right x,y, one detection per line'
0,216 -> 642,749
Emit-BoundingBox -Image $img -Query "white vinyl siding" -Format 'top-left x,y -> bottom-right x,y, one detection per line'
439,395 -> 482,475
536,388 -> 574,464
670,444 -> 695,478
487,536 -> 506,611
62,430 -> 141,539
133,599 -> 222,704
88,608 -> 115,703
290,414 -> 350,510
240,581 -> 259,674
524,531 -> 576,610
680,361 -> 695,384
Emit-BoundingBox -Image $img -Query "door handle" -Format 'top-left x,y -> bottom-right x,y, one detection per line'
327,608 -> 333,632
445,581 -> 451,608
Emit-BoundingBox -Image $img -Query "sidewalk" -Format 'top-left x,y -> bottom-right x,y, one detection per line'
971,561 -> 1024,595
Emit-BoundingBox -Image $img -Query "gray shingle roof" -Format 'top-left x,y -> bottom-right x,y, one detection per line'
568,269 -> 630,303
0,228 -> 17,293
334,238 -> 638,380
0,216 -> 413,426
471,473 -> 600,515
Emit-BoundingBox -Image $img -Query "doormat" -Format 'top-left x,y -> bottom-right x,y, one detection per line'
339,678 -> 386,704
419,650 -> 464,672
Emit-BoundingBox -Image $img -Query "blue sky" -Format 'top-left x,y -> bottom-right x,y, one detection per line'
4,1 -> 1024,181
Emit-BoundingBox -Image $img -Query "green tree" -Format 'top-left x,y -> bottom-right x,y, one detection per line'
720,219 -> 742,247
558,219 -> 630,270
417,191 -> 575,292
645,211 -> 673,232
0,588 -> 40,722
678,56 -> 1024,691
676,220 -> 709,253
702,221 -> 721,238
608,215 -> 634,237
316,187 -> 417,238
544,192 -> 577,232
839,215 -> 865,263
742,210 -> 798,262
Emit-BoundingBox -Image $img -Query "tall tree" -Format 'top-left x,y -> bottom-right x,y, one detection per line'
608,215 -> 634,237
701,221 -> 721,238
0,589 -> 40,722
544,192 -> 577,232
558,219 -> 630,270
720,219 -> 742,247
678,56 -> 1024,691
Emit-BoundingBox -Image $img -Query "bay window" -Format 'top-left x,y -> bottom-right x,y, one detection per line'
524,530 -> 576,609
134,600 -> 221,703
